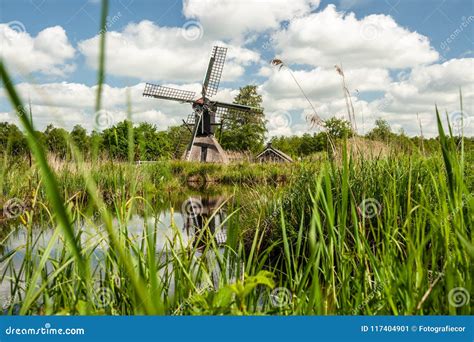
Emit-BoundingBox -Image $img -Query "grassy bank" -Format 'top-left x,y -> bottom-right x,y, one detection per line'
0,158 -> 301,219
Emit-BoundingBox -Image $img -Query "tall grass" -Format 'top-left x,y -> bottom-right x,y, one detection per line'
1,126 -> 471,315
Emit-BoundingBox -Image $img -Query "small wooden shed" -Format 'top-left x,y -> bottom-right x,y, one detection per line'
255,142 -> 293,163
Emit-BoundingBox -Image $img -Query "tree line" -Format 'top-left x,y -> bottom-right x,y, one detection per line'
2,116 -> 468,162
1,83 -> 471,161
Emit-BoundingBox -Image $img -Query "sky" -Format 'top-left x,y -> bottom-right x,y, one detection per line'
0,0 -> 473,138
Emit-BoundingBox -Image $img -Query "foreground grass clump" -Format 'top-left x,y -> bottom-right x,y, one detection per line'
244,149 -> 472,315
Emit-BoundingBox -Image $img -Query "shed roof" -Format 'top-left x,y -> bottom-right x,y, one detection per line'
256,143 -> 294,162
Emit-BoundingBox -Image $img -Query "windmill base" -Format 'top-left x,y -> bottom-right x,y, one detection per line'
184,135 -> 229,164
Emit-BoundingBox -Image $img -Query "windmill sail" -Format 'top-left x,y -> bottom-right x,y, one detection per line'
214,101 -> 262,122
214,101 -> 257,112
202,46 -> 227,97
143,83 -> 195,103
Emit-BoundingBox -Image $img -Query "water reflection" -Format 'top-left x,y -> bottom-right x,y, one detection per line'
0,194 -> 229,255
181,195 -> 228,248
0,193 -> 231,311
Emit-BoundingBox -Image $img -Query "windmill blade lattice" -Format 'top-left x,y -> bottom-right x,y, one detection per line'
202,46 -> 227,97
143,83 -> 195,103
214,106 -> 228,121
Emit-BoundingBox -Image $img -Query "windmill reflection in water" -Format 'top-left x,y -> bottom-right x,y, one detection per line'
180,195 -> 243,289
181,195 -> 228,249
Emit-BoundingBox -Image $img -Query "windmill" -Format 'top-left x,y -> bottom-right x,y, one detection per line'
143,46 -> 258,163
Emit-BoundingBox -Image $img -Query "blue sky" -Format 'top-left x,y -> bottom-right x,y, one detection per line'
1,0 -> 473,137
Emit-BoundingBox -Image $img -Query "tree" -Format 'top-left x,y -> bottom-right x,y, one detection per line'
166,125 -> 191,159
271,136 -> 298,156
135,122 -> 173,160
298,133 -> 320,156
101,121 -> 130,160
70,125 -> 89,156
324,117 -> 353,139
100,121 -> 176,161
0,122 -> 28,157
367,119 -> 392,141
270,132 -> 326,158
44,124 -> 69,159
220,85 -> 267,153
90,130 -> 103,160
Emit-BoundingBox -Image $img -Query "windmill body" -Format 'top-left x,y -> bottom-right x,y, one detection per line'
143,46 -> 258,163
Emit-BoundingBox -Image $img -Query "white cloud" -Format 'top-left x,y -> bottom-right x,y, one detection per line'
258,58 -> 474,137
372,58 -> 474,136
183,0 -> 321,39
259,65 -> 389,128
250,4 -> 472,137
261,66 -> 391,105
0,104 -> 90,131
258,65 -> 389,137
78,20 -> 260,83
0,24 -> 75,76
272,5 -> 439,69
